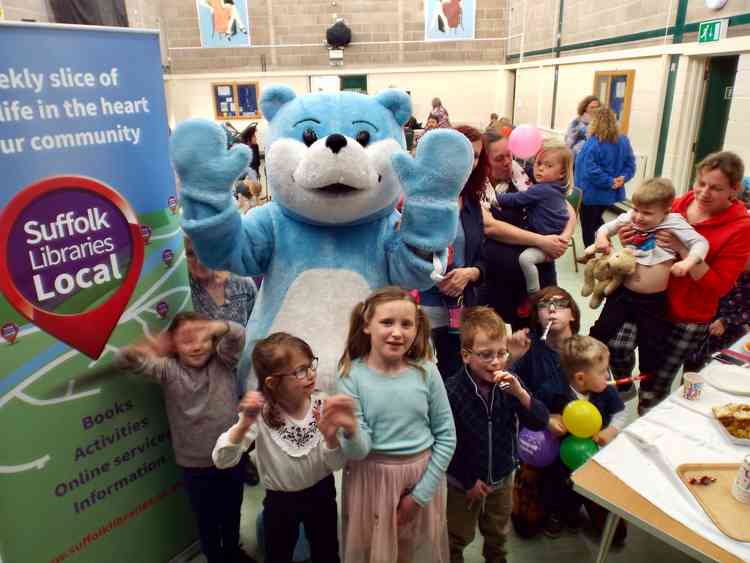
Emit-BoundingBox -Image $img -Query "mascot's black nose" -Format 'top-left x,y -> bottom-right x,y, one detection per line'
325,133 -> 347,154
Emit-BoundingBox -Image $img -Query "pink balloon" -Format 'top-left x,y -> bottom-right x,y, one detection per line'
508,125 -> 543,159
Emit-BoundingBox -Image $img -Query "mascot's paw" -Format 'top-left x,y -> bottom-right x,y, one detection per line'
170,118 -> 251,194
392,129 -> 473,202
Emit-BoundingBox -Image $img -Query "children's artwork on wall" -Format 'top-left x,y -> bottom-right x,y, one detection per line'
425,0 -> 476,42
195,0 -> 251,48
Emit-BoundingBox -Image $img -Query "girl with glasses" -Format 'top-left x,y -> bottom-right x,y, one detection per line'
213,332 -> 358,563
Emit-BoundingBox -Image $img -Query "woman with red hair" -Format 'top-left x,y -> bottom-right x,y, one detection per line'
419,124 -> 490,378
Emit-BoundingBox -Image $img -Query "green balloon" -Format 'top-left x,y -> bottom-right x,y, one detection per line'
560,436 -> 599,470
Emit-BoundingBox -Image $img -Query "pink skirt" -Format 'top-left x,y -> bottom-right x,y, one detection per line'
342,449 -> 449,563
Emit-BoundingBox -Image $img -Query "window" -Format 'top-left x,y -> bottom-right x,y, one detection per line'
212,82 -> 261,120
593,70 -> 635,134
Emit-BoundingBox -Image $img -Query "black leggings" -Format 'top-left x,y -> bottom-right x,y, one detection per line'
182,460 -> 246,563
263,474 -> 340,563
580,204 -> 609,247
589,286 -> 670,375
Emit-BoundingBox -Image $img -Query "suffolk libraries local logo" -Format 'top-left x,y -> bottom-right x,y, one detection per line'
0,176 -> 144,358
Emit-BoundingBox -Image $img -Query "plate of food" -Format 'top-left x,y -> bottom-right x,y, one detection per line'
712,403 -> 750,446
702,363 -> 750,395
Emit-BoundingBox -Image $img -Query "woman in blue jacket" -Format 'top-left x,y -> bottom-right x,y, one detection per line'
574,107 -> 636,247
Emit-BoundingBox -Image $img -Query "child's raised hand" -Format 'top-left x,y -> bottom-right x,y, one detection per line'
318,395 -> 357,446
548,414 -> 567,437
507,329 -> 531,360
593,426 -> 618,446
493,371 -> 523,397
238,391 -> 265,425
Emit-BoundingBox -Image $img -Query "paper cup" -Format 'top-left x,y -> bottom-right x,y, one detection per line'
682,372 -> 704,401
732,455 -> 750,504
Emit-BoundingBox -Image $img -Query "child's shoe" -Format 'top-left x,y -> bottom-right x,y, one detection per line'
544,513 -> 563,538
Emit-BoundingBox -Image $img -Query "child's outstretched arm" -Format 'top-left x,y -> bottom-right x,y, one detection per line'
594,211 -> 633,254
212,391 -> 264,469
115,335 -> 172,382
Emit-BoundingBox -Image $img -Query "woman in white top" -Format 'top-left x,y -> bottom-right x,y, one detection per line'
213,332 -> 357,563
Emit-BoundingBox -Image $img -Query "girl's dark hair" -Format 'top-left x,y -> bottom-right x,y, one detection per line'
577,95 -> 601,116
454,124 -> 489,203
529,286 -> 581,335
252,332 -> 314,429
338,286 -> 432,377
240,123 -> 257,145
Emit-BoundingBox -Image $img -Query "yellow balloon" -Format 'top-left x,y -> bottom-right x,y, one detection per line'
562,400 -> 603,438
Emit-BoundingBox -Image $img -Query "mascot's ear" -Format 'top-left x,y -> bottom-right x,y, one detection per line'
260,86 -> 297,122
374,89 -> 412,127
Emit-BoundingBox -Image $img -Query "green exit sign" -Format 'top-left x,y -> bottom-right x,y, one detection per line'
698,19 -> 728,43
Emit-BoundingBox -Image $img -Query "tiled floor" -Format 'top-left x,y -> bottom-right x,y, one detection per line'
190,212 -> 699,563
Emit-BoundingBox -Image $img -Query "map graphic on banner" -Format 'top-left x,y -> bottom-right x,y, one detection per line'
0,22 -> 197,563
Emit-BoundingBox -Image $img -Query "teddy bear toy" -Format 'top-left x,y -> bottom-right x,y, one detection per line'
577,248 -> 636,309
170,86 -> 473,392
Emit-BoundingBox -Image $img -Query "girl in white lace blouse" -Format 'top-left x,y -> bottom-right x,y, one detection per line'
213,332 -> 357,563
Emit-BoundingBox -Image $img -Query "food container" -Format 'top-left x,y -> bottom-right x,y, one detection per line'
682,372 -> 704,401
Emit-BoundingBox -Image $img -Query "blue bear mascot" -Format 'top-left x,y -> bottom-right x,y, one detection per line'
170,86 -> 473,392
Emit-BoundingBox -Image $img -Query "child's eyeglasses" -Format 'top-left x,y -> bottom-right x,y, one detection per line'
464,349 -> 511,363
274,357 -> 319,380
536,298 -> 570,310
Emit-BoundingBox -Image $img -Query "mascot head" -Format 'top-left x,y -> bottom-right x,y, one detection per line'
260,86 -> 411,225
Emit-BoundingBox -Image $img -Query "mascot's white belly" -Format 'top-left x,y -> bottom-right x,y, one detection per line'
266,268 -> 371,393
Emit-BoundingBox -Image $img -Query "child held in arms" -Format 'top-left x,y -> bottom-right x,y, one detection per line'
494,140 -> 573,317
588,178 -> 708,390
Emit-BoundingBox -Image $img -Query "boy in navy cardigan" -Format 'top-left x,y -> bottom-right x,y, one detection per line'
446,307 -> 549,563
543,335 -> 628,541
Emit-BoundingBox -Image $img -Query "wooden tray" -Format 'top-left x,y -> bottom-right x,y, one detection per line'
676,463 -> 750,542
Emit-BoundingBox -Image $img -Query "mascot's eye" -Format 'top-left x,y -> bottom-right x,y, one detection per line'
356,130 -> 370,147
302,128 -> 318,147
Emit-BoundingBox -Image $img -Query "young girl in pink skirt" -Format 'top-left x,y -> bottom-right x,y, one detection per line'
333,286 -> 456,563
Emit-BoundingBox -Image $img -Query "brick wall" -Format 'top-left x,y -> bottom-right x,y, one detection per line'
507,0 -> 750,60
2,0 -> 51,22
161,0 -> 506,74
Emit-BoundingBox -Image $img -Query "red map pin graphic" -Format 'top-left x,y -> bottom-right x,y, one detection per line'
162,249 -> 174,267
140,224 -> 152,245
168,195 -> 178,214
0,176 -> 144,359
2,322 -> 19,345
156,301 -> 169,319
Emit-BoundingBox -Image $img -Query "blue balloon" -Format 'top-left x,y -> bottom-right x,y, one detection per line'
517,427 -> 560,468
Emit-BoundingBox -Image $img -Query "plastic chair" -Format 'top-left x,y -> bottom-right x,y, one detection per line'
566,187 -> 583,273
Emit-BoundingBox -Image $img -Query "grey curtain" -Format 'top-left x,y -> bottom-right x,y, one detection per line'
50,0 -> 129,27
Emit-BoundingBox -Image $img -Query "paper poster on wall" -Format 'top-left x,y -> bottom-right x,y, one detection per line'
425,0 -> 476,42
195,0 -> 251,48
0,22 -> 196,563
